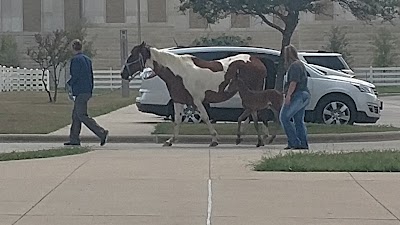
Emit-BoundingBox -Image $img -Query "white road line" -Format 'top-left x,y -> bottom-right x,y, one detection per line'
207,148 -> 212,225
207,179 -> 212,225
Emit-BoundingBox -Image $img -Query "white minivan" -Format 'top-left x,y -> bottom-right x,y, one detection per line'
135,46 -> 382,125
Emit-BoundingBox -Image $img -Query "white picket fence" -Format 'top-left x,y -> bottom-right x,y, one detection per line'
2,66 -> 399,92
93,68 -> 141,89
0,65 -> 50,92
353,67 -> 400,86
93,67 -> 400,89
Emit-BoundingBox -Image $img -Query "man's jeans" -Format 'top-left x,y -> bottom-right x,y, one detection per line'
69,93 -> 106,143
279,91 -> 311,148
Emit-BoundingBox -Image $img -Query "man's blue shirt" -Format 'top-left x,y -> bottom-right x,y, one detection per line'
67,52 -> 94,96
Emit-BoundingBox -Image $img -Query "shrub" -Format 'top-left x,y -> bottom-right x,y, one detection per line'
0,35 -> 19,67
191,34 -> 251,46
371,27 -> 398,67
323,26 -> 352,64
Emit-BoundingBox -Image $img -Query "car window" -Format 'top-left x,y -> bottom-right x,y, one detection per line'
303,56 -> 348,71
190,52 -> 231,61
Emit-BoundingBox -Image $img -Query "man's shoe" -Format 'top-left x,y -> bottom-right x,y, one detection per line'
64,142 -> 80,146
294,146 -> 309,150
100,130 -> 109,146
284,146 -> 293,150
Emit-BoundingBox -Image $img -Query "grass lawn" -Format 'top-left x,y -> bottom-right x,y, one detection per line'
253,150 -> 400,172
153,122 -> 400,135
0,147 -> 91,161
376,86 -> 400,94
0,89 -> 137,134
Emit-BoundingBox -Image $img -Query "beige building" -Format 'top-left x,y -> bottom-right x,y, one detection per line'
0,0 -> 399,69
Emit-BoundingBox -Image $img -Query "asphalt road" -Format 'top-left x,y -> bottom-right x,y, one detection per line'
373,95 -> 400,127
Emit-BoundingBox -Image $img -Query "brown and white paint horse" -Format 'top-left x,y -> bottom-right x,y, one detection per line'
121,42 -> 267,147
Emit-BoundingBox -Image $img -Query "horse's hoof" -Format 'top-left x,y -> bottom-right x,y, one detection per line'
209,141 -> 218,147
163,142 -> 172,147
236,138 -> 242,145
268,135 -> 277,144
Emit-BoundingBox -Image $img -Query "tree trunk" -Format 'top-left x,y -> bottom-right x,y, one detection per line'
52,67 -> 58,103
42,70 -> 53,102
274,13 -> 299,92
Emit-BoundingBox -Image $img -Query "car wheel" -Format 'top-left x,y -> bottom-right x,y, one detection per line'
316,95 -> 356,125
182,105 -> 202,123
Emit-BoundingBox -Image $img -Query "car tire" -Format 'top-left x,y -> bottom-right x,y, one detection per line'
316,94 -> 356,125
182,104 -> 202,123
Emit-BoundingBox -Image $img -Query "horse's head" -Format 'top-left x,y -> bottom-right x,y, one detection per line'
121,41 -> 151,80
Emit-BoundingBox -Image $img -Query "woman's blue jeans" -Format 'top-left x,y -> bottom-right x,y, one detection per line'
279,91 -> 311,149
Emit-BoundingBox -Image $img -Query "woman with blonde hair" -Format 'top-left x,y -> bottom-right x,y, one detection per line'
280,44 -> 311,150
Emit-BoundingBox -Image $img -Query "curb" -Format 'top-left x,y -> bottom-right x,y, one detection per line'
1,131 -> 399,145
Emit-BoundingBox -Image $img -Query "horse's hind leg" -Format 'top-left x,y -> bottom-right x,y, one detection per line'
236,109 -> 251,145
164,103 -> 184,146
195,101 -> 218,147
251,111 -> 264,147
262,119 -> 270,144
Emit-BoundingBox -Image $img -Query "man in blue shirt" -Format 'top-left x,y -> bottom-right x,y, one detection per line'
64,39 -> 108,146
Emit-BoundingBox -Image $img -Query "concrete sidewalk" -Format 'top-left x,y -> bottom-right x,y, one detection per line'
2,104 -> 400,225
1,144 -> 400,225
50,104 -> 163,137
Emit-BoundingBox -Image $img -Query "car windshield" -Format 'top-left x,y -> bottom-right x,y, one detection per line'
303,56 -> 350,71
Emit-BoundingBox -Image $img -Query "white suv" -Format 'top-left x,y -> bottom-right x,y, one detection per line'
136,46 -> 382,125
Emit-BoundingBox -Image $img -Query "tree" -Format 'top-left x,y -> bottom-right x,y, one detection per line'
179,0 -> 400,91
323,26 -> 352,64
371,27 -> 398,67
27,30 -> 69,103
27,20 -> 96,103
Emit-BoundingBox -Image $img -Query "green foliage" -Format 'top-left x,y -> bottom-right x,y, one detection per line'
64,19 -> 96,59
253,150 -> 400,172
191,34 -> 252,46
323,26 -> 352,64
371,27 -> 398,67
153,123 -> 400,135
0,147 -> 91,161
0,35 -> 19,67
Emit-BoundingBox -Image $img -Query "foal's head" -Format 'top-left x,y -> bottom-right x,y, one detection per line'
226,70 -> 247,93
121,42 -> 151,80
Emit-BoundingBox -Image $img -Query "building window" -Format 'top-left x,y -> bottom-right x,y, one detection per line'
147,0 -> 166,22
106,0 -> 125,23
315,0 -> 334,21
189,9 -> 207,29
64,0 -> 83,30
231,14 -> 250,28
23,0 -> 42,32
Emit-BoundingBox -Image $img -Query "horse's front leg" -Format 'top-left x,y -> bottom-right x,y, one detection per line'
267,108 -> 280,144
195,101 -> 218,147
164,103 -> 184,146
251,111 -> 264,147
236,109 -> 251,145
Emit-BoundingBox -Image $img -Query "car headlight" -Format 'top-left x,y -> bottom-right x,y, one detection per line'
352,83 -> 374,94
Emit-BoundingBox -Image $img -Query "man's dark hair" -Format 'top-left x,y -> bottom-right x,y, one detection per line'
72,39 -> 83,51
